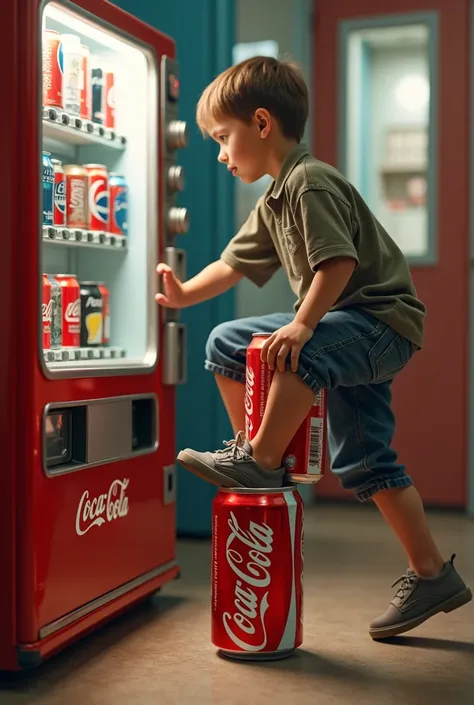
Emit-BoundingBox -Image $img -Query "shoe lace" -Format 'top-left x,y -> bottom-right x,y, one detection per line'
214,431 -> 249,461
391,571 -> 418,600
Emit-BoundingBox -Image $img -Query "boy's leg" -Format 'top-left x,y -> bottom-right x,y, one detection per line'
328,381 -> 472,638
205,311 -> 293,434
215,376 -> 246,435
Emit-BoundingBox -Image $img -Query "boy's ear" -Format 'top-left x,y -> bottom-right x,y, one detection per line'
254,109 -> 271,137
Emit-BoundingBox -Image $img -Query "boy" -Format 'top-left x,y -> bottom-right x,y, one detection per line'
156,56 -> 472,639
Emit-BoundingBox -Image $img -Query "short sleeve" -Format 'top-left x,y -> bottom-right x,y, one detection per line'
221,197 -> 281,287
294,189 -> 359,271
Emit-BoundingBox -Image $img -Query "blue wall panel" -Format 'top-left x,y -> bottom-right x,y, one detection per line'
112,0 -> 235,536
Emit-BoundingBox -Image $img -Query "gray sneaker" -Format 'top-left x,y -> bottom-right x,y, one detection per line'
177,431 -> 285,488
369,554 -> 472,640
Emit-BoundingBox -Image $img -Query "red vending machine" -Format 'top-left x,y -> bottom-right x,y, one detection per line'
0,0 -> 189,671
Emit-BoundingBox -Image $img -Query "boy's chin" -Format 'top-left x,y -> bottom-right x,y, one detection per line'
239,172 -> 264,184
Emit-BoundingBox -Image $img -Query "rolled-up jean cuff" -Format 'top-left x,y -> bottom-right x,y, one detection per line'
204,360 -> 245,384
355,475 -> 413,502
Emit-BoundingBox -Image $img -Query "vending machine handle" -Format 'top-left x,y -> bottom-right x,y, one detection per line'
163,323 -> 187,385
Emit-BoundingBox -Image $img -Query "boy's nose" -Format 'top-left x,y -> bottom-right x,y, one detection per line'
218,149 -> 228,164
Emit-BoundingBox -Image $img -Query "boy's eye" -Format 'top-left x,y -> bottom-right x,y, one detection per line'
218,135 -> 227,143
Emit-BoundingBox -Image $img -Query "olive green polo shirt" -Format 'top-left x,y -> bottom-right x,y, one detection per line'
221,144 -> 426,348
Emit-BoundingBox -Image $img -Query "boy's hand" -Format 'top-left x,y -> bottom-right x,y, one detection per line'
155,263 -> 187,308
261,321 -> 313,373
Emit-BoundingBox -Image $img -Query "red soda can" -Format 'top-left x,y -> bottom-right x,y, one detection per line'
211,486 -> 304,661
245,333 -> 327,483
80,45 -> 92,120
84,164 -> 109,231
42,29 -> 63,109
97,282 -> 110,345
42,274 -> 52,349
104,71 -> 116,129
64,165 -> 88,229
55,274 -> 81,347
51,159 -> 66,227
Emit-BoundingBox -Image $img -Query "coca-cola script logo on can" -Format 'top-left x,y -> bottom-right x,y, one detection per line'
75,478 -> 130,536
211,487 -> 303,660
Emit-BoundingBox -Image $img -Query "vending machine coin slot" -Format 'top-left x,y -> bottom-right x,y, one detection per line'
163,465 -> 176,505
43,395 -> 158,475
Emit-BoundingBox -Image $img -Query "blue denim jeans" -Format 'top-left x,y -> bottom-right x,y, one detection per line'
204,308 -> 415,501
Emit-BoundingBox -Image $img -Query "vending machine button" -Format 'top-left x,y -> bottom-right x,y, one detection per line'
167,165 -> 185,192
168,73 -> 180,101
168,207 -> 189,235
166,120 -> 188,150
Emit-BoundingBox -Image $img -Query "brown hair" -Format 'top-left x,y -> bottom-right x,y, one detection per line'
196,56 -> 308,142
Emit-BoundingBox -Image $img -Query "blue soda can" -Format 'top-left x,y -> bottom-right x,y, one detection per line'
109,173 -> 128,236
42,151 -> 54,226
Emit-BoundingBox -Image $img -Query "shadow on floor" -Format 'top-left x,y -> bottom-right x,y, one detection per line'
0,594 -> 184,690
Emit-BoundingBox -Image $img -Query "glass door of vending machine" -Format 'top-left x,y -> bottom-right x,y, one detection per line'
41,1 -> 159,375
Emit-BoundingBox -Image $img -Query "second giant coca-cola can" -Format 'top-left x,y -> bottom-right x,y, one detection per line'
55,274 -> 80,347
212,486 -> 303,661
245,333 -> 327,484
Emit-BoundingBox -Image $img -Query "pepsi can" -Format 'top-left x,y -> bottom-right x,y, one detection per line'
51,159 -> 66,227
42,151 -> 54,226
109,174 -> 128,236
84,164 -> 109,231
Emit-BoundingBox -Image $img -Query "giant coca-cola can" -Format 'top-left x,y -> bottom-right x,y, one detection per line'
211,486 -> 304,661
245,333 -> 327,484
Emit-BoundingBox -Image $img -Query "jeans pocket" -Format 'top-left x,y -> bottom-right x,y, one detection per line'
368,327 -> 413,383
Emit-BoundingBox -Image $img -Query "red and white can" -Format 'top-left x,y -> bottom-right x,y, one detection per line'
64,165 -> 88,229
80,45 -> 92,120
98,282 -> 110,345
42,274 -> 52,350
211,486 -> 303,661
245,333 -> 327,483
104,71 -> 116,129
55,274 -> 80,347
84,164 -> 109,231
42,29 -> 63,109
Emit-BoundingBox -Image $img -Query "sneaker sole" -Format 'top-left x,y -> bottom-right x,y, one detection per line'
177,451 -> 246,488
369,586 -> 473,640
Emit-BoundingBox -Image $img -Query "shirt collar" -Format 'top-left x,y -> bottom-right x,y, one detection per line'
266,143 -> 311,201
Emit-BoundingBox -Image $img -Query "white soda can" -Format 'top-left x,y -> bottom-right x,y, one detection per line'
61,34 -> 81,115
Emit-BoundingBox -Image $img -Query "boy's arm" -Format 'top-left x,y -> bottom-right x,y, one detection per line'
182,260 -> 244,305
156,259 -> 242,308
293,187 -> 359,326
294,256 -> 356,329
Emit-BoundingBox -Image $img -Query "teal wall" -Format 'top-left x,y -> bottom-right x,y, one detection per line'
112,0 -> 236,536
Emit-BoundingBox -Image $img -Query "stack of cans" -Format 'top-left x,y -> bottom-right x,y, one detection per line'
211,335 -> 328,662
42,274 -> 110,350
42,156 -> 128,237
42,29 -> 115,127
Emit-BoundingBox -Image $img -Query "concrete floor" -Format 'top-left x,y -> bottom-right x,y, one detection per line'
1,503 -> 473,705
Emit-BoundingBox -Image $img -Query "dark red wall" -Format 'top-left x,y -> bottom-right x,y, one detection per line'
314,0 -> 470,507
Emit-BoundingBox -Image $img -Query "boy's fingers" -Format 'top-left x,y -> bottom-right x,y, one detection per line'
290,347 -> 300,372
155,293 -> 169,305
156,263 -> 172,275
277,344 -> 290,372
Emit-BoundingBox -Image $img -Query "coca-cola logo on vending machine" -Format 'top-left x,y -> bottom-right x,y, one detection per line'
222,511 -> 274,651
75,478 -> 130,536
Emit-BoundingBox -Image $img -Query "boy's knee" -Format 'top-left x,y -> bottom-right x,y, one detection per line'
205,320 -> 237,362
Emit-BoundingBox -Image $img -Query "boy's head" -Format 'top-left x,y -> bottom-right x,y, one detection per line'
196,56 -> 309,183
